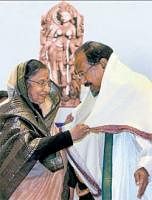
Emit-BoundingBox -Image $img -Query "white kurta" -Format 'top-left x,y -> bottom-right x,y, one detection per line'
64,53 -> 152,200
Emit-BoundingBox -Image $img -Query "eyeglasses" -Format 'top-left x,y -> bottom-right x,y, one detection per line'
28,79 -> 51,88
74,66 -> 92,80
73,60 -> 106,80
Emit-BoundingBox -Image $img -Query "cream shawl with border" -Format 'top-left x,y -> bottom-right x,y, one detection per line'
65,53 -> 152,200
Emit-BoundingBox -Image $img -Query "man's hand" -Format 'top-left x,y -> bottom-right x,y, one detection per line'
134,167 -> 149,199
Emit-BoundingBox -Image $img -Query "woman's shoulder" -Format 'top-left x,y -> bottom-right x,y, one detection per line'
0,97 -> 35,121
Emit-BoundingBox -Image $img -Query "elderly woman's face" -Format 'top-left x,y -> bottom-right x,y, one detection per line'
27,68 -> 50,105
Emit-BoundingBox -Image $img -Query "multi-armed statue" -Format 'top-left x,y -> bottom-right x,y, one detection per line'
39,1 -> 84,106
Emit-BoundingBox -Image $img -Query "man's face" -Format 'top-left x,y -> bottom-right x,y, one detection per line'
27,68 -> 50,105
74,52 -> 106,95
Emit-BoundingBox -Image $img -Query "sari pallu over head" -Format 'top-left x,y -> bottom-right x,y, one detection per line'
0,60 -> 62,199
65,53 -> 152,200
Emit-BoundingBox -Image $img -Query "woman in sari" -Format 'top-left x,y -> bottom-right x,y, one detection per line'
0,59 -> 89,200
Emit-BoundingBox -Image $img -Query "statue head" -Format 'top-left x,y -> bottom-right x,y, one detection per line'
57,11 -> 72,24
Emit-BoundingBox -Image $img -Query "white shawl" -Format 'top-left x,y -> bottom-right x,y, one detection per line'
65,53 -> 152,199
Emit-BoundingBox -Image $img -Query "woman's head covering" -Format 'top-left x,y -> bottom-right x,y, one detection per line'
6,59 -> 61,127
7,59 -> 46,100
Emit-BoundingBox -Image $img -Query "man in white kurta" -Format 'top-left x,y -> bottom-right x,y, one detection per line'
65,41 -> 152,200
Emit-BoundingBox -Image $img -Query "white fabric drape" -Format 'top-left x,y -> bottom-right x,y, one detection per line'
65,53 -> 152,200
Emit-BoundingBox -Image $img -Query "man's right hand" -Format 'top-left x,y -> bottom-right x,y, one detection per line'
70,124 -> 90,141
134,167 -> 149,198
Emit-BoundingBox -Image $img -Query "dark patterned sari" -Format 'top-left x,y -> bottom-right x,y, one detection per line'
0,62 -> 72,199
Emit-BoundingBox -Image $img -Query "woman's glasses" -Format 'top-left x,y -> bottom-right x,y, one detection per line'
28,79 -> 51,88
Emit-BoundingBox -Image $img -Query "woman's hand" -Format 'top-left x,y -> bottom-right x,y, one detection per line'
70,124 -> 90,141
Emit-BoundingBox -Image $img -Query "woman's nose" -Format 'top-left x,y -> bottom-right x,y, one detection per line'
43,84 -> 50,93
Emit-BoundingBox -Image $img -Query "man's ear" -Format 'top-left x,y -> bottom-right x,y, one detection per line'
99,58 -> 108,69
